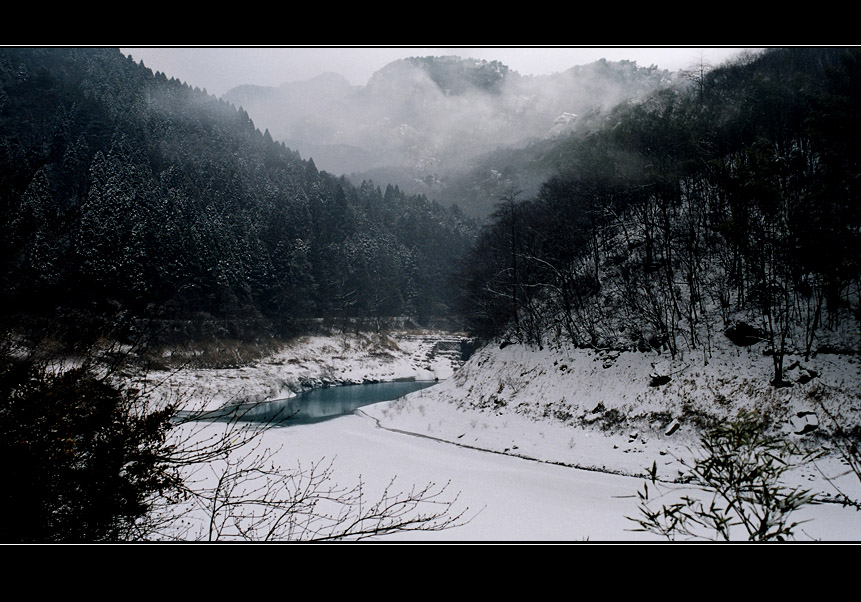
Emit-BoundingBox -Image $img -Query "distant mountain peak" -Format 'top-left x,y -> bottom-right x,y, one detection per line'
367,55 -> 511,97
223,71 -> 357,106
304,71 -> 352,84
407,55 -> 510,95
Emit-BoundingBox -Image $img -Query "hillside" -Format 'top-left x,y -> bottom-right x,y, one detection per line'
459,48 -> 861,366
0,48 -> 477,348
376,47 -> 861,517
361,338 -> 861,509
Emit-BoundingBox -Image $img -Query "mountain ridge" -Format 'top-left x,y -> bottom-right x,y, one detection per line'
222,54 -> 677,215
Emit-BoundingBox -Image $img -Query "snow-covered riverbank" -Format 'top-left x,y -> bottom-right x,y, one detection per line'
146,330 -> 467,411
361,341 -> 861,512
263,412 -> 861,541
150,331 -> 861,541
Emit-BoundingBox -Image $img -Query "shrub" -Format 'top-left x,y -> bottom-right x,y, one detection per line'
0,354 -> 179,542
629,410 -> 819,541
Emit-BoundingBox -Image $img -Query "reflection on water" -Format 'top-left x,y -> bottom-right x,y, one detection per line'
191,380 -> 437,427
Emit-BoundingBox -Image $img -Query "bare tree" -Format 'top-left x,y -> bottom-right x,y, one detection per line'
679,52 -> 713,102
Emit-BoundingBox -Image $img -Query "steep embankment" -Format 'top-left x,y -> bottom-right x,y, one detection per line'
362,340 -> 861,500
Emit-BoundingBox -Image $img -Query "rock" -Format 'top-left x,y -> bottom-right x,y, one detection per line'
790,411 -> 819,435
649,373 -> 671,387
796,368 -> 819,384
725,321 -> 766,346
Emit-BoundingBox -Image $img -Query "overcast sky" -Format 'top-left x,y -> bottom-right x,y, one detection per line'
120,47 -> 759,97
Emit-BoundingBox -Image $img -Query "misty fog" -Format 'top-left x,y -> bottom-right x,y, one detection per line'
221,55 -> 678,214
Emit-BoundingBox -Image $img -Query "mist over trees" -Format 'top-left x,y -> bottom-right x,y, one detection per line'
0,48 -> 477,345
5,47 -> 857,370
223,55 -> 675,217
3,46 -> 861,542
459,48 -> 861,385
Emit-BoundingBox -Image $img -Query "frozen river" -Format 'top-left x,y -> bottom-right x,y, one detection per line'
243,407 -> 860,542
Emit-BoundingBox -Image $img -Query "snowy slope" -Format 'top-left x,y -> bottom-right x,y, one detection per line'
361,340 -> 861,505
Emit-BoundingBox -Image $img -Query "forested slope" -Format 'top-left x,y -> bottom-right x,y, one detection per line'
0,48 -> 477,347
459,48 -> 861,385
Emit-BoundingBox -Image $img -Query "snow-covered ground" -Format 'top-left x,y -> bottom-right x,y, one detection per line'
149,330 -> 861,541
364,342 -> 861,495
251,411 -> 861,541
